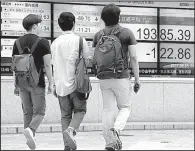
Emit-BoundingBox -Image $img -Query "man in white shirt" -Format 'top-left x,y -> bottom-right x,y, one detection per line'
51,12 -> 90,150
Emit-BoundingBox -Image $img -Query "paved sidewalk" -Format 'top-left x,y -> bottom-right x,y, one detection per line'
1,130 -> 194,150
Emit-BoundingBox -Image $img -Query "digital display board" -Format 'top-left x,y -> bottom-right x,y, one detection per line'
53,4 -> 103,38
119,7 -> 157,41
1,38 -> 15,74
1,2 -> 51,37
159,9 -> 194,76
0,38 -> 51,74
135,43 -> 157,66
1,2 -> 51,74
0,1 -> 194,77
160,9 -> 194,42
160,44 -> 194,63
118,7 -> 158,74
78,1 -> 194,9
1,38 -> 15,58
160,43 -> 194,75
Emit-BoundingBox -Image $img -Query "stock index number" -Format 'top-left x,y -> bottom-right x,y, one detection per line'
160,48 -> 191,60
137,28 -> 157,40
160,29 -> 191,41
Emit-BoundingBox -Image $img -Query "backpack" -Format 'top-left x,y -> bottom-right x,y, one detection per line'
75,37 -> 92,100
93,29 -> 125,79
11,37 -> 42,88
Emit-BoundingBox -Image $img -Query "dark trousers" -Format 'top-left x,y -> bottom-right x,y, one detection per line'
58,91 -> 87,146
19,86 -> 46,133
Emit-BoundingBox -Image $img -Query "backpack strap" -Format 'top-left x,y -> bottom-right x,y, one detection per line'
30,37 -> 42,54
99,30 -> 106,45
78,36 -> 88,74
111,27 -> 120,36
113,29 -> 120,35
100,30 -> 105,36
79,36 -> 83,58
15,39 -> 23,55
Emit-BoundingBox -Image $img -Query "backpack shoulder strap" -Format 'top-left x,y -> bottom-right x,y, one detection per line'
30,37 -> 42,54
112,28 -> 120,36
79,36 -> 83,58
15,39 -> 23,55
100,30 -> 105,36
113,29 -> 120,35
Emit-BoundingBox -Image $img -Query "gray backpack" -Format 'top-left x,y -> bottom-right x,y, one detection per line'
11,38 -> 42,88
93,29 -> 125,79
75,37 -> 92,100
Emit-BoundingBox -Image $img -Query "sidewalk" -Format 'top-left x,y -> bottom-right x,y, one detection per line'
1,130 -> 194,150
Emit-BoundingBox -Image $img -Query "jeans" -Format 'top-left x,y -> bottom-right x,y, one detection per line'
58,91 -> 87,146
100,78 -> 132,146
19,86 -> 46,133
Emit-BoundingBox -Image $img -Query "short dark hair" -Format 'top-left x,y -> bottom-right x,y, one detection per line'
101,4 -> 121,26
22,14 -> 42,31
58,12 -> 75,31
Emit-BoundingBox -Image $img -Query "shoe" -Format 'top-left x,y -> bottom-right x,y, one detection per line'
105,142 -> 118,150
64,146 -> 77,150
23,127 -> 36,150
64,146 -> 71,150
110,128 -> 122,150
63,128 -> 77,150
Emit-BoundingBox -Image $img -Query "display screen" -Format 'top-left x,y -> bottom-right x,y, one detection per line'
1,38 -> 15,58
53,4 -> 103,38
1,38 -> 15,74
0,38 -> 51,74
79,1 -> 194,9
0,1 -> 194,77
1,2 -> 51,37
160,9 -> 194,42
118,7 -> 158,74
160,43 -> 194,75
0,2 -> 51,74
159,9 -> 194,76
119,7 -> 157,41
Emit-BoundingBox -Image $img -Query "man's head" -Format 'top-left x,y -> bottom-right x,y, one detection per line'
101,4 -> 121,26
58,12 -> 75,31
22,14 -> 42,34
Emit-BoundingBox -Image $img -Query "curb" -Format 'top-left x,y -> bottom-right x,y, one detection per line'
1,122 -> 194,134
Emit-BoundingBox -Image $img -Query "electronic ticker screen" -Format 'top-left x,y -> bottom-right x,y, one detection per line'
1,2 -> 51,74
159,9 -> 194,76
1,2 -> 51,37
0,1 -> 194,77
119,7 -> 158,75
53,4 -> 104,39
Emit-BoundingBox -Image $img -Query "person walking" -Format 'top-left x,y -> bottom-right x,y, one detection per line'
51,12 -> 91,150
12,14 -> 53,150
93,4 -> 141,150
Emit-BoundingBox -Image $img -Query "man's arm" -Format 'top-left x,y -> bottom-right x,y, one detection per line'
12,41 -> 20,95
124,28 -> 140,83
40,38 -> 53,91
43,54 -> 53,86
128,45 -> 140,83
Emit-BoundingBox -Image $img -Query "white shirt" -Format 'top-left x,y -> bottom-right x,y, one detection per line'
51,31 -> 90,97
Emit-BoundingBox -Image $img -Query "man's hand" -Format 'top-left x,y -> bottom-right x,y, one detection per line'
133,81 -> 141,93
47,82 -> 53,95
14,87 -> 20,96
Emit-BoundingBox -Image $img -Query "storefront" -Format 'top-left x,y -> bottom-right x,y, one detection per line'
1,1 -> 194,125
